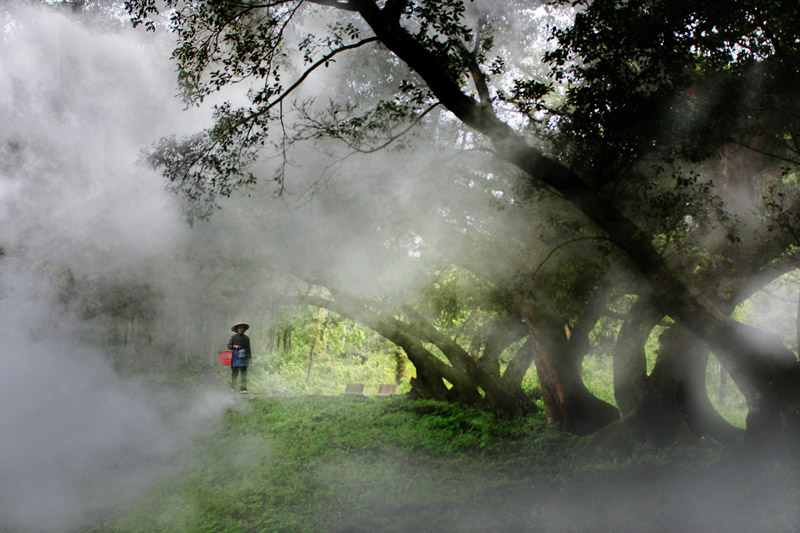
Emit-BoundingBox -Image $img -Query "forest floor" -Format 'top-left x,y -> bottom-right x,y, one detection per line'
93,394 -> 800,532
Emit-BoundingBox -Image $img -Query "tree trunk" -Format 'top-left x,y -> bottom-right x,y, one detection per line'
521,302 -> 619,434
675,330 -> 744,445
306,337 -> 316,382
500,338 -> 534,391
401,306 -> 534,414
282,326 -> 292,354
300,294 -> 468,402
353,3 -> 800,440
594,327 -> 699,449
405,345 -> 451,401
298,293 -> 535,414
606,326 -> 744,448
613,297 -> 662,416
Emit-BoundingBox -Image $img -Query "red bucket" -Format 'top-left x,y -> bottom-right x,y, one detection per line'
219,350 -> 233,366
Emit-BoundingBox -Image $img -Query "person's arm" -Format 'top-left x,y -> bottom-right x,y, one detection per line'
227,335 -> 239,350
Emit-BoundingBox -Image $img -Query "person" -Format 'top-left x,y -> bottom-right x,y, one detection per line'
227,321 -> 251,393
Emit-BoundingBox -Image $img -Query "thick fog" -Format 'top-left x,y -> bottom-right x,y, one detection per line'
0,5 -> 481,530
3,2 -> 798,532
0,5 -> 237,531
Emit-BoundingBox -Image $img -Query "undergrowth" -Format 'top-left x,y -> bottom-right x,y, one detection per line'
93,395 -> 794,533
94,395 -> 585,532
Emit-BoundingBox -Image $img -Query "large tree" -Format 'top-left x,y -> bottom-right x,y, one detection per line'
126,0 -> 800,441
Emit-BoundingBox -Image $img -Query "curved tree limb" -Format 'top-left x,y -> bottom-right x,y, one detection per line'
348,0 -> 800,429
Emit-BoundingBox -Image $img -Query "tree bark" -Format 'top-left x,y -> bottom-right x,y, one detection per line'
613,297 -> 662,416
642,326 -> 744,445
500,338 -> 535,391
282,326 -> 292,354
520,299 -> 620,434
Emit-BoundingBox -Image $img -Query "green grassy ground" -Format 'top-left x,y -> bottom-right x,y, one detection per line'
96,395 -> 799,532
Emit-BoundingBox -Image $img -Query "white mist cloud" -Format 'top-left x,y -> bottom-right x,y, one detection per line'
0,6 -> 234,531
0,6 -> 194,272
0,264 -> 236,532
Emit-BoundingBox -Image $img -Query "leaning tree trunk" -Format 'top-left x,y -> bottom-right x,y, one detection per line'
594,327 -> 700,449
352,2 -> 800,440
399,306 -> 537,414
613,297 -> 662,416
610,326 -> 743,447
406,349 -> 451,401
672,327 -> 744,445
300,293 -> 487,406
495,338 -> 539,415
521,302 -> 620,434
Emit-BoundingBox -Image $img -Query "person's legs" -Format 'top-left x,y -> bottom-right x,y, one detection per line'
239,367 -> 248,392
231,366 -> 240,390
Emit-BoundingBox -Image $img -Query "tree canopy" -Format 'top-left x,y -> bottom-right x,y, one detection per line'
124,0 -> 800,443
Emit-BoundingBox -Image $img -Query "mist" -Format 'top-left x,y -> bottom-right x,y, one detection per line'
0,5 -> 236,531
0,5 -> 469,530
3,2 -> 799,532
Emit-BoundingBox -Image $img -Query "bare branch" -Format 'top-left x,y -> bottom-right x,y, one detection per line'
333,103 -> 440,154
242,36 -> 380,126
532,236 -> 611,280
730,138 -> 800,167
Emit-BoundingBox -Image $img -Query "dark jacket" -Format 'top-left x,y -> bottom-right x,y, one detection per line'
228,333 -> 251,367
227,333 -> 251,353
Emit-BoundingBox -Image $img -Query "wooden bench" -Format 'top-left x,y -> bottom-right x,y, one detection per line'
374,383 -> 397,397
344,383 -> 367,396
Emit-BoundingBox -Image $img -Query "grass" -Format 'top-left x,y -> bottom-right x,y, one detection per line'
95,395 -> 586,533
94,394 -> 799,533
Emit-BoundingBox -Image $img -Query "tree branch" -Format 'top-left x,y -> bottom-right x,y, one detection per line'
298,293 -> 468,387
532,236 -> 610,280
243,36 -> 380,126
306,0 -> 359,11
400,305 -> 475,373
348,0 -> 800,407
454,40 -> 491,104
